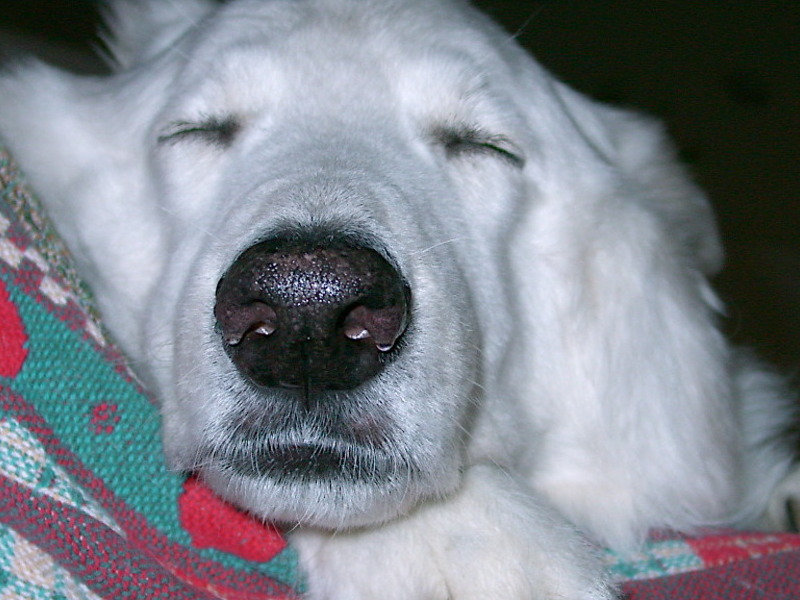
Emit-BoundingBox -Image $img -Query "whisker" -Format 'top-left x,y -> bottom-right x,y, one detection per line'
410,237 -> 466,257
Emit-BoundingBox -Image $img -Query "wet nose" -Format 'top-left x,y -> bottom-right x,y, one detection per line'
214,234 -> 410,394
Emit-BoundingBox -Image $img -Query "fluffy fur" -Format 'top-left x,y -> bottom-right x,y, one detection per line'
1,1 -> 798,597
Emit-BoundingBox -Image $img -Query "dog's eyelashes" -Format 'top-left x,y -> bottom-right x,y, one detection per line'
468,140 -> 525,168
435,127 -> 525,168
158,116 -> 241,148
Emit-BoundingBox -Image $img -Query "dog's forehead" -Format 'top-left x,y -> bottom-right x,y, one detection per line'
174,0 -> 520,115
210,0 -> 499,49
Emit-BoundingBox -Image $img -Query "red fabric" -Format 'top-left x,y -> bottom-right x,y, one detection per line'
689,531 -> 800,566
0,278 -> 27,377
179,476 -> 287,562
623,548 -> 800,599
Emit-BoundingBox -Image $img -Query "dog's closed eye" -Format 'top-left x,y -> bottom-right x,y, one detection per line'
158,116 -> 241,148
435,126 -> 524,168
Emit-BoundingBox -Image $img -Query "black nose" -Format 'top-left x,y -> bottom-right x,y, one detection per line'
214,234 -> 410,394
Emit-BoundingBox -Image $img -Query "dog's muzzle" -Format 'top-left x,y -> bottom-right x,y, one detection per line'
214,233 -> 410,401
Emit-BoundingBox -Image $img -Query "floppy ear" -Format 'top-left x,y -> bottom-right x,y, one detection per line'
588,102 -> 724,275
0,1 -> 218,363
100,0 -> 218,69
512,81 -> 738,546
0,57 -> 170,358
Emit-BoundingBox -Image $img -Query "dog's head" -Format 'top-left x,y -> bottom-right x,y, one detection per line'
0,0 -> 727,532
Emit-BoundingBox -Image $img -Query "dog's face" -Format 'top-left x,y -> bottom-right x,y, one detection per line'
143,0 -> 547,527
0,0 -> 725,534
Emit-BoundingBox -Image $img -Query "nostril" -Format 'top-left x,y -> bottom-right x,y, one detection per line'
342,304 -> 407,352
215,300 -> 278,346
214,233 -> 410,394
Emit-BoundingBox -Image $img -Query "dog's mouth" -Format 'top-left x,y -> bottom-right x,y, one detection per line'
211,438 -> 401,482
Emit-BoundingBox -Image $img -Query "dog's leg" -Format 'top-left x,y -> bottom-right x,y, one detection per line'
732,352 -> 800,531
291,464 -> 615,600
767,466 -> 800,531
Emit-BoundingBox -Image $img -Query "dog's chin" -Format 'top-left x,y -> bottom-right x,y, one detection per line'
196,442 -> 447,529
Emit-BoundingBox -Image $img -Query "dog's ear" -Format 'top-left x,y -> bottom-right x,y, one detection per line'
0,2 -> 218,364
545,81 -> 723,275
0,59 -> 169,356
101,0 -> 219,69
590,102 -> 723,276
511,81 -> 737,546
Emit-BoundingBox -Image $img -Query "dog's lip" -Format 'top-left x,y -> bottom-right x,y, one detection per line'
221,440 -> 393,481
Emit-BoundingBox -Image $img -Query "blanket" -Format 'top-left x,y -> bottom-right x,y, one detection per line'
1,143 -> 799,599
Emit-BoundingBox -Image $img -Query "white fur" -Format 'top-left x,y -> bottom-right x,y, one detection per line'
1,1 -> 798,598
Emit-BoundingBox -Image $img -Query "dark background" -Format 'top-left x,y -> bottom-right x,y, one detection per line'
1,1 -> 798,372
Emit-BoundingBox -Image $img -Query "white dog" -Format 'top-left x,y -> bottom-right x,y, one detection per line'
1,0 -> 798,598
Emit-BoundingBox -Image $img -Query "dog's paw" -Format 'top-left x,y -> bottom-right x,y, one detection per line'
767,464 -> 800,531
290,465 -> 616,600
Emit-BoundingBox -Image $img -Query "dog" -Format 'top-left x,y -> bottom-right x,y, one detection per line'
2,0 -> 799,597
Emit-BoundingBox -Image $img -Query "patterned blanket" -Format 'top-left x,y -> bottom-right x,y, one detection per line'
1,143 -> 799,599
